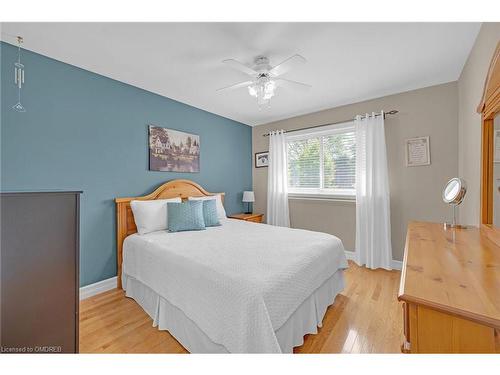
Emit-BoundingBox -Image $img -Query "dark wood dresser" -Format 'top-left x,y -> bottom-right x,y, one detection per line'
1,191 -> 81,353
398,221 -> 500,353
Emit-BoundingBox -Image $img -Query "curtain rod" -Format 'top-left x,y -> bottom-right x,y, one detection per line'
262,110 -> 398,137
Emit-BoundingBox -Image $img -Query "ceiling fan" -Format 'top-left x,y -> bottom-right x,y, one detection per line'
217,54 -> 311,108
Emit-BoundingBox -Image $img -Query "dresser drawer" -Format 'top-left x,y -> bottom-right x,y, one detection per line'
401,302 -> 411,353
400,302 -> 496,353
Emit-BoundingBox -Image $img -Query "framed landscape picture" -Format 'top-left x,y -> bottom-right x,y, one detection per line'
255,151 -> 269,168
149,125 -> 200,172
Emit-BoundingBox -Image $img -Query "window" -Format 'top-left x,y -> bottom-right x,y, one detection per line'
286,122 -> 356,199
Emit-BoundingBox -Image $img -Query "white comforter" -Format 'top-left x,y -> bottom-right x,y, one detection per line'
122,219 -> 348,353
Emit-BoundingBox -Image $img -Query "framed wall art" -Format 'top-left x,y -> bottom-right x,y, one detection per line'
149,125 -> 200,172
255,151 -> 269,168
406,136 -> 430,167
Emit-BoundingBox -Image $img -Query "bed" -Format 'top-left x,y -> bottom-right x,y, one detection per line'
115,179 -> 348,353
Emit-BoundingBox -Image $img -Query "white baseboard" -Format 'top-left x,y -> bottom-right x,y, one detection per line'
344,250 -> 357,261
80,276 -> 117,300
390,259 -> 403,270
344,250 -> 402,271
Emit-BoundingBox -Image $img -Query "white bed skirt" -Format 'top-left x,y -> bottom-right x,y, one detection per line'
122,270 -> 345,353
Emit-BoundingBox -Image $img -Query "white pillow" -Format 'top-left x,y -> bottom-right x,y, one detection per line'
188,194 -> 226,220
130,197 -> 182,235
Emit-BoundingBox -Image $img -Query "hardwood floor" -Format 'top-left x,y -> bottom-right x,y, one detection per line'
79,261 -> 404,353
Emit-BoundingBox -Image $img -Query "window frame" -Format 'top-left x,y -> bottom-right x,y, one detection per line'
286,121 -> 356,201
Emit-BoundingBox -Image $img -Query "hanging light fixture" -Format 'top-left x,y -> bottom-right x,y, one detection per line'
248,74 -> 276,108
13,36 -> 26,112
247,75 -> 277,109
218,54 -> 311,110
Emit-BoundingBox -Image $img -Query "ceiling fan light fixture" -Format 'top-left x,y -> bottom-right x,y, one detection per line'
219,54 -> 309,109
248,77 -> 276,108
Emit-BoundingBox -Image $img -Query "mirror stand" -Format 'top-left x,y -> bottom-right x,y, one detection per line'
444,204 -> 468,230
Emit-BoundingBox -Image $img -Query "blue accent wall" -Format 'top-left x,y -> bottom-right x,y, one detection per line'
1,42 -> 253,286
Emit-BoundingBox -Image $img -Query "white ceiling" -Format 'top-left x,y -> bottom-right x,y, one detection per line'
1,23 -> 481,126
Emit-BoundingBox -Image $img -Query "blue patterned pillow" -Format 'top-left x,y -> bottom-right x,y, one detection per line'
202,199 -> 221,227
167,200 -> 206,232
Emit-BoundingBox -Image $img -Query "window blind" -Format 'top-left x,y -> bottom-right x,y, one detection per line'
287,124 -> 356,196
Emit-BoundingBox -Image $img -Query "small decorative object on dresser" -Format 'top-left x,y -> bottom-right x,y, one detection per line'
228,213 -> 264,223
255,151 -> 269,168
242,191 -> 255,214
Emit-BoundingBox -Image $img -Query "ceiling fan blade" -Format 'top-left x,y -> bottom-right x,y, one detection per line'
268,54 -> 307,77
216,80 -> 254,92
275,78 -> 311,91
222,59 -> 258,76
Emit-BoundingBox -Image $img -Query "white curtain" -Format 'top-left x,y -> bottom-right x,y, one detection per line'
355,112 -> 392,270
267,130 -> 290,227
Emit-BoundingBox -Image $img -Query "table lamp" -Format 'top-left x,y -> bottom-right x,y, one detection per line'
242,191 -> 255,214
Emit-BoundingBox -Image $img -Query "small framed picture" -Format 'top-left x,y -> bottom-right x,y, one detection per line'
255,151 -> 269,168
406,136 -> 430,167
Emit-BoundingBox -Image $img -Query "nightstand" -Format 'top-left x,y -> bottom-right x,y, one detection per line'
228,213 -> 264,223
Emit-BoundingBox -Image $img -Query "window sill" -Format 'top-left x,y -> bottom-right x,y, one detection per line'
288,193 -> 356,203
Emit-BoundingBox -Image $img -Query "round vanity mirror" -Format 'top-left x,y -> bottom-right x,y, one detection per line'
442,178 -> 467,229
442,178 -> 466,205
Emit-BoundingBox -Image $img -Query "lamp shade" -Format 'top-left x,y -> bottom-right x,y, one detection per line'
242,191 -> 255,203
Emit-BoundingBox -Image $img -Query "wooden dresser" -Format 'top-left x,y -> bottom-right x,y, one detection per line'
398,221 -> 500,353
1,191 -> 81,353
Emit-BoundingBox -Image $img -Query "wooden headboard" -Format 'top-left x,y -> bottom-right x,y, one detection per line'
115,179 -> 224,288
